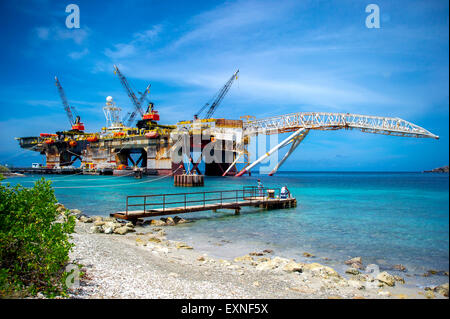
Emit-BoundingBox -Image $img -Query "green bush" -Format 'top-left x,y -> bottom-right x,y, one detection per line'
0,165 -> 9,173
0,178 -> 76,298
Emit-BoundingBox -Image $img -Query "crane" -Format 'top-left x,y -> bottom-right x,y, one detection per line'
195,69 -> 239,119
113,64 -> 150,127
54,76 -> 85,131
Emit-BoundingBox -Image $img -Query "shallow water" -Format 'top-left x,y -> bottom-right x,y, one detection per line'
4,171 -> 449,287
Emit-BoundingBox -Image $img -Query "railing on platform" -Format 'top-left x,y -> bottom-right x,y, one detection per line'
124,186 -> 281,216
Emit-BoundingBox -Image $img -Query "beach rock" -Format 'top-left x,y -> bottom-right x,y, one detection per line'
114,226 -> 129,235
125,226 -> 136,233
173,216 -> 188,224
79,216 -> 93,223
70,209 -> 82,217
234,255 -> 254,263
345,268 -> 360,275
94,220 -> 105,227
90,226 -> 103,233
125,222 -> 134,228
175,242 -> 193,249
103,227 -> 113,234
252,281 -> 260,287
303,252 -> 314,258
197,256 -> 205,262
283,261 -> 303,273
56,206 -> 67,213
376,271 -> 396,287
345,257 -> 363,270
255,262 -> 274,271
393,264 -> 407,272
302,263 -> 341,279
424,291 -> 435,299
434,283 -> 449,297
393,275 -> 405,284
350,263 -> 363,270
148,236 -> 162,243
348,280 -> 364,290
163,217 -> 176,226
150,219 -> 166,226
258,257 -> 271,263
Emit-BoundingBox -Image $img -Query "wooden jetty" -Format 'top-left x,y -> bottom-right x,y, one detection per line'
111,186 -> 297,222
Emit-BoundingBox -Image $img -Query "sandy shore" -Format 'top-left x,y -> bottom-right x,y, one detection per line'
67,216 -> 448,299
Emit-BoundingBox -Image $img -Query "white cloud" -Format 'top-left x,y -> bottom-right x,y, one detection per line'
34,25 -> 90,44
69,48 -> 89,60
104,25 -> 162,59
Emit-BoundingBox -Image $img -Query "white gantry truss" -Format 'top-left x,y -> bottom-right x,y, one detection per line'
235,112 -> 438,176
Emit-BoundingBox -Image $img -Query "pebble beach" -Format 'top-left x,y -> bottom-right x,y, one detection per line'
67,210 -> 449,299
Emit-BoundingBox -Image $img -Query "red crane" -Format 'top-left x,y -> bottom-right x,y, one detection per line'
55,76 -> 85,131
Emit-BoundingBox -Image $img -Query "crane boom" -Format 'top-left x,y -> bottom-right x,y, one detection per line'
113,65 -> 146,126
196,69 -> 239,119
55,76 -> 75,125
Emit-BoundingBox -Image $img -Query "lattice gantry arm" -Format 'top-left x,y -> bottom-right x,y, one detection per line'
243,112 -> 439,139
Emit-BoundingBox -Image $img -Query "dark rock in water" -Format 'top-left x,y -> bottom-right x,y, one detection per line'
303,252 -> 314,258
249,252 -> 264,256
173,216 -> 189,224
263,249 -> 274,254
393,264 -> 407,272
423,269 -> 448,277
345,257 -> 362,265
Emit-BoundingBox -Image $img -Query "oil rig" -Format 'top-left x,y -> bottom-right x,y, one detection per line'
15,67 -> 439,177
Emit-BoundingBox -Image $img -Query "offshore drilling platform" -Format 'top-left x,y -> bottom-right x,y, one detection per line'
15,66 -> 439,177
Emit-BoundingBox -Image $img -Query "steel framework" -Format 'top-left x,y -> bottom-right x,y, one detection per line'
243,112 -> 439,139
234,112 -> 438,176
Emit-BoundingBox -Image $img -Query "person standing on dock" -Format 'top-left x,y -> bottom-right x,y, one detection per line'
280,185 -> 290,199
257,179 -> 264,197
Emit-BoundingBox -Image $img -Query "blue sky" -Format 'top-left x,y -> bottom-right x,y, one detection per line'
0,0 -> 448,171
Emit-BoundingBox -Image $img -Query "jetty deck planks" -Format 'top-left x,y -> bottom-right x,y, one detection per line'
111,197 -> 297,220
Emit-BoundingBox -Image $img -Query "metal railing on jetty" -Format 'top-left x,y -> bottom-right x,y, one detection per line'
110,186 -> 298,221
125,186 -> 281,215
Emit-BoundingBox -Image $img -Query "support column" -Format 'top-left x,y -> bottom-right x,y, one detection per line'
268,129 -> 309,176
235,128 -> 306,177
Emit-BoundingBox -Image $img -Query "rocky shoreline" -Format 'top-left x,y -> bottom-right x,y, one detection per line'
61,206 -> 448,299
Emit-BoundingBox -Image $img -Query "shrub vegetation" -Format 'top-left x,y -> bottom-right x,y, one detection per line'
0,178 -> 76,298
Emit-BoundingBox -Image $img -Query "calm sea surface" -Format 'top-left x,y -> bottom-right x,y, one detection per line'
4,171 -> 449,287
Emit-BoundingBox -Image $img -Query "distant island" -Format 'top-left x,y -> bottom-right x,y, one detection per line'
424,165 -> 449,173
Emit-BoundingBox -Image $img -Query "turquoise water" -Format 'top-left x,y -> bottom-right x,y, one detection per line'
3,171 -> 449,287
